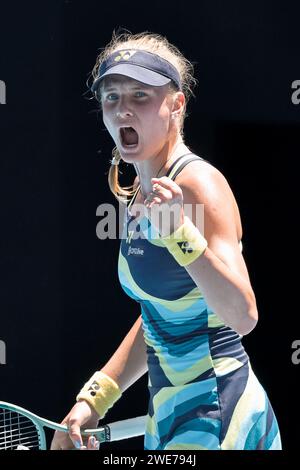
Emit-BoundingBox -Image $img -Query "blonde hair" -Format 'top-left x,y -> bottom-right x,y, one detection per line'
92,30 -> 197,203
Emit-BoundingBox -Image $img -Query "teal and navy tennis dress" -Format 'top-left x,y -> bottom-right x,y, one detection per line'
118,154 -> 282,450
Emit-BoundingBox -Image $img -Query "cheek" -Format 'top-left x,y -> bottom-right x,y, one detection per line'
102,113 -> 109,129
144,105 -> 170,137
102,112 -> 115,137
157,100 -> 172,125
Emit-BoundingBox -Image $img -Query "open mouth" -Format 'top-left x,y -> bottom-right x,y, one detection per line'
120,127 -> 139,147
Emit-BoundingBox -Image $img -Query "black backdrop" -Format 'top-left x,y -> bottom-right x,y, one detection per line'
0,0 -> 299,456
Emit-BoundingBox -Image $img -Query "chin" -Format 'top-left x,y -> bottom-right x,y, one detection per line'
117,143 -> 144,163
119,155 -> 138,164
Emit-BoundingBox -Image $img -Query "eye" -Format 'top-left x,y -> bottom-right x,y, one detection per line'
134,91 -> 147,98
106,93 -> 119,101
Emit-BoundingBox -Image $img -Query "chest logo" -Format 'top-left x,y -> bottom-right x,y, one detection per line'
128,246 -> 144,257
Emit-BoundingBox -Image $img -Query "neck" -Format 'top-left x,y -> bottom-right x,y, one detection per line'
134,136 -> 189,198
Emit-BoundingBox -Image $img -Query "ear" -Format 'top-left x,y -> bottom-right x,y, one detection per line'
171,91 -> 185,118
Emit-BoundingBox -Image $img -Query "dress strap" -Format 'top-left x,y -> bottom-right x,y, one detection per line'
166,153 -> 204,181
128,153 -> 207,208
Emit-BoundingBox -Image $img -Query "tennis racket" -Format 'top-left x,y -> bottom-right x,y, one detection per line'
0,401 -> 147,450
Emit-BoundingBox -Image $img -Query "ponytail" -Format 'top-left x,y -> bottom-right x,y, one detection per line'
108,147 -> 136,203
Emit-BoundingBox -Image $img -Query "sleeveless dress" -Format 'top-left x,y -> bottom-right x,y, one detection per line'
118,153 -> 282,450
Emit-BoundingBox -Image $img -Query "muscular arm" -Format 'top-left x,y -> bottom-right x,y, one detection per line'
177,162 -> 258,336
101,315 -> 148,392
50,316 -> 147,450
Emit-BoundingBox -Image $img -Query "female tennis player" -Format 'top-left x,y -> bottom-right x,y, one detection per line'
51,31 -> 282,450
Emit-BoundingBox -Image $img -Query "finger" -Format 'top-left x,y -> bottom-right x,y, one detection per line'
151,176 -> 178,189
145,196 -> 162,208
50,430 -> 72,450
144,191 -> 158,204
87,436 -> 100,450
68,420 -> 83,449
50,435 -> 61,450
145,186 -> 171,207
151,184 -> 172,199
151,176 -> 180,192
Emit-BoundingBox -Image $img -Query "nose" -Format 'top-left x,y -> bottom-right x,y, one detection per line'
115,96 -> 134,120
116,110 -> 134,119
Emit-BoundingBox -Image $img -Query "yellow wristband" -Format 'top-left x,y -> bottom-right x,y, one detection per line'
76,371 -> 122,418
160,216 -> 207,267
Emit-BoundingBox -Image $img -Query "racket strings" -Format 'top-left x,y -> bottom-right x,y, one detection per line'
0,408 -> 40,450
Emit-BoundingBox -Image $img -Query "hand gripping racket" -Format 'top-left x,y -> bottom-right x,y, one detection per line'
0,401 -> 147,450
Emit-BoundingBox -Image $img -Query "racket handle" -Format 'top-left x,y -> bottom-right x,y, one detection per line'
108,415 -> 147,441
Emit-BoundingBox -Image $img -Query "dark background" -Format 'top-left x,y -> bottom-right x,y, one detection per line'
0,0 -> 299,454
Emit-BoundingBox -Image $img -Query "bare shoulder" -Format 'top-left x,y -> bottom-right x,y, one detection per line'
176,159 -> 234,201
176,159 -> 243,241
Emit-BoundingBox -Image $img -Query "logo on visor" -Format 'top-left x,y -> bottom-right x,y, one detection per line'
114,50 -> 137,62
